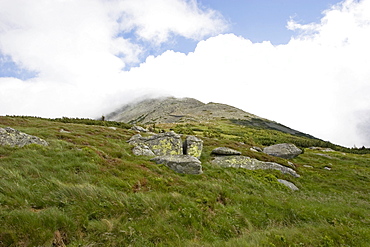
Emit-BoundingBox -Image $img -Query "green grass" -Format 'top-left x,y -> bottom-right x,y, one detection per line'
0,116 -> 369,246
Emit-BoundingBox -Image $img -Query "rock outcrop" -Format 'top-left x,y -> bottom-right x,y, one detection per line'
211,155 -> 300,177
0,127 -> 48,147
151,155 -> 203,175
128,132 -> 204,159
128,131 -> 183,156
211,147 -> 241,155
128,131 -> 204,174
263,143 -> 302,159
184,136 -> 203,158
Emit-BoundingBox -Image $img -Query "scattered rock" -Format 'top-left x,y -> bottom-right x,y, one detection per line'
314,153 -> 337,159
108,127 -> 117,130
263,143 -> 302,159
131,125 -> 149,133
309,147 -> 335,152
211,155 -> 300,177
0,127 -> 48,147
303,165 -> 313,168
184,135 -> 203,158
277,179 -> 299,191
59,129 -> 70,133
211,147 -> 241,156
324,166 -> 332,170
151,155 -> 203,175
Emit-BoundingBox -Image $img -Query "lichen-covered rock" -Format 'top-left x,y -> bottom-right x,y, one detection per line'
128,131 -> 182,156
211,155 -> 300,177
0,127 -> 48,147
211,147 -> 241,155
184,135 -> 203,158
151,155 -> 203,175
277,179 -> 299,191
263,143 -> 302,159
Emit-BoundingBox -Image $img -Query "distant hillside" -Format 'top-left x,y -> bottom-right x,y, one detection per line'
106,97 -> 256,123
107,96 -> 316,139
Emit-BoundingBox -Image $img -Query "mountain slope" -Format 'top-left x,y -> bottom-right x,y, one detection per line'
107,96 -> 316,139
0,116 -> 369,246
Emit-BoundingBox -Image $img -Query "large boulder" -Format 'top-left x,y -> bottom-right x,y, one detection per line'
263,143 -> 302,159
211,147 -> 241,155
184,135 -> 203,158
128,131 -> 183,156
211,155 -> 300,177
151,155 -> 203,175
0,127 -> 48,147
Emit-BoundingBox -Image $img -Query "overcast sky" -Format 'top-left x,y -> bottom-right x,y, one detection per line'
1,0 -> 370,148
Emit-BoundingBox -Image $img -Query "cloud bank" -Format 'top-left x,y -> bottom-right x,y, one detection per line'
1,0 -> 370,147
0,0 -> 226,115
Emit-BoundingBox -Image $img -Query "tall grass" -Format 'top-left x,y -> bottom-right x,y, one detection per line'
0,116 -> 369,246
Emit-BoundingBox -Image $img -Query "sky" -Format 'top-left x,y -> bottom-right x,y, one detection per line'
1,0 -> 370,148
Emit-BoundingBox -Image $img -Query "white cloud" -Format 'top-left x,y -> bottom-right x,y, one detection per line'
1,0 -> 370,147
0,0 -> 227,117
115,0 -> 227,44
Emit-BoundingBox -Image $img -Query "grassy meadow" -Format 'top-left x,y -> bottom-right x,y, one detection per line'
0,116 -> 369,246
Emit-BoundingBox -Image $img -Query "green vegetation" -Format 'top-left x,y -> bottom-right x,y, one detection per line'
0,116 -> 369,246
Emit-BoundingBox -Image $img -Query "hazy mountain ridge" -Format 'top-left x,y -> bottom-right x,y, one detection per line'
107,96 -> 317,139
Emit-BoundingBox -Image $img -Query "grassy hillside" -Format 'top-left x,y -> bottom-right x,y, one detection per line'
0,116 -> 369,246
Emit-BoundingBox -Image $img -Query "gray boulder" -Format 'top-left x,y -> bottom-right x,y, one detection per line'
277,179 -> 299,191
211,147 -> 241,155
184,135 -> 203,158
0,127 -> 48,147
151,155 -> 203,175
263,143 -> 302,159
132,143 -> 155,156
211,155 -> 300,177
128,131 -> 183,156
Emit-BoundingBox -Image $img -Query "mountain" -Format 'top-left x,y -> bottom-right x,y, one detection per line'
107,96 -> 316,139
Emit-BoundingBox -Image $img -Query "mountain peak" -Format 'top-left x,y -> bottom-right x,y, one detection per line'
106,96 -> 258,124
106,96 -> 316,139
